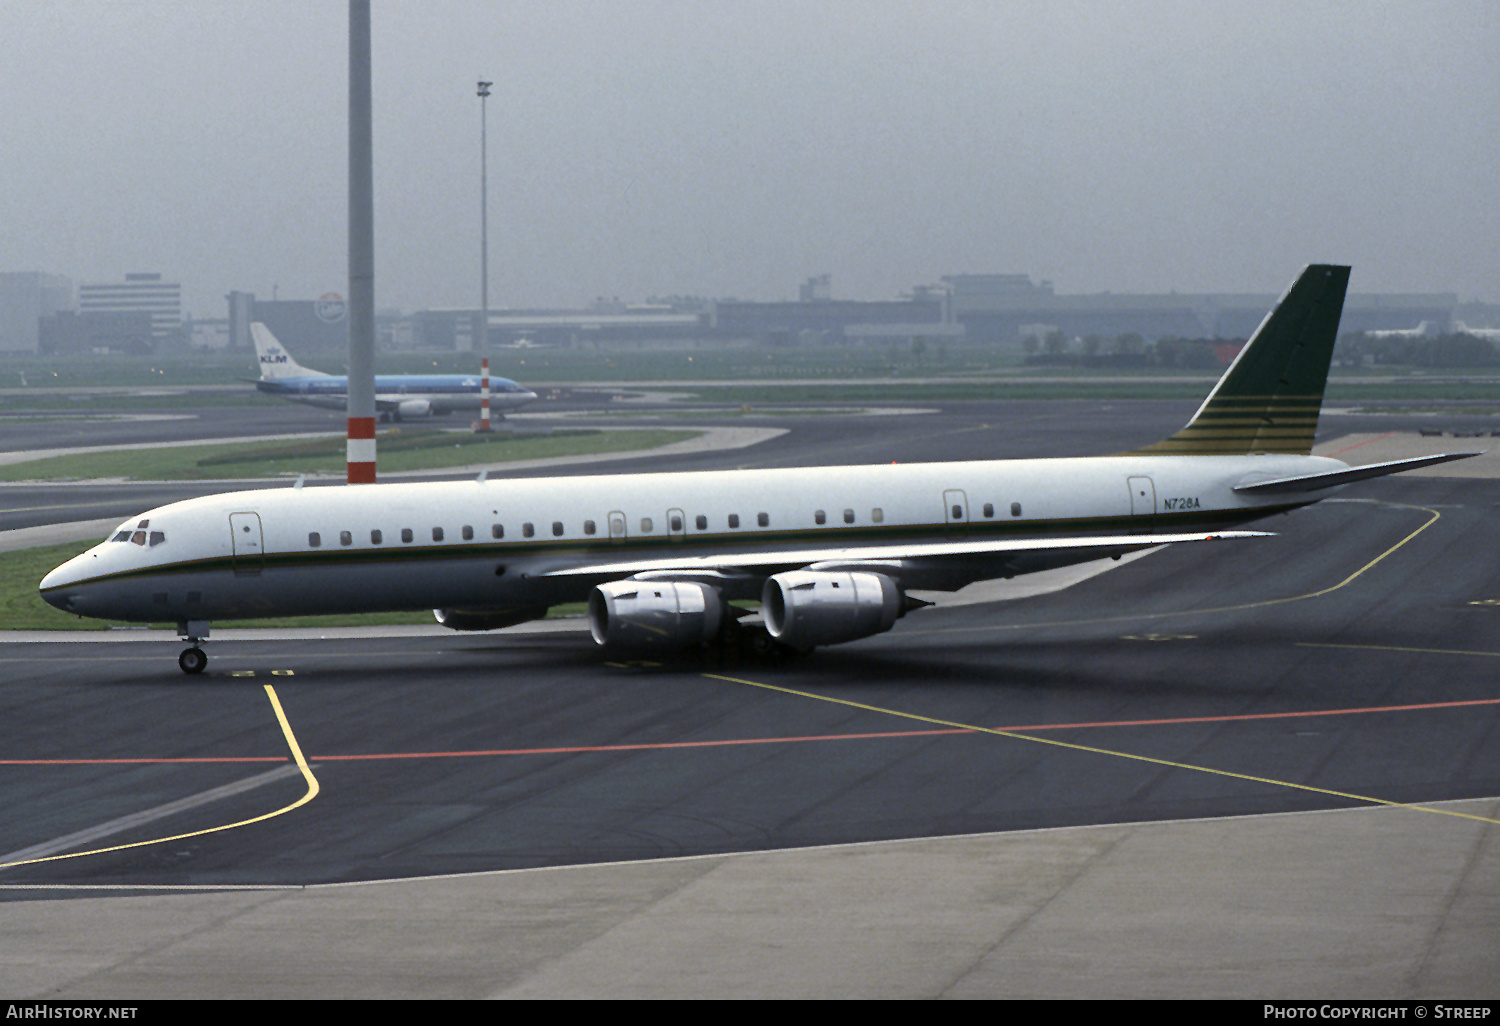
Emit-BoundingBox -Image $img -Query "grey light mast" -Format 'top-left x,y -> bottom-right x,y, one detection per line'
475,78 -> 495,433
347,0 -> 377,482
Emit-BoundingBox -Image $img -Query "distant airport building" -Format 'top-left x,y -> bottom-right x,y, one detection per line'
0,272 -> 72,352
1455,301 -> 1500,332
226,291 -> 348,353
78,273 -> 181,342
711,295 -> 944,343
411,305 -> 707,350
38,310 -> 156,355
32,272 -> 182,354
942,274 -> 1459,343
220,273 -> 1471,357
704,275 -> 947,345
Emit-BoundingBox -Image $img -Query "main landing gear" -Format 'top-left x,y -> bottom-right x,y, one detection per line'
703,618 -> 807,669
177,619 -> 210,675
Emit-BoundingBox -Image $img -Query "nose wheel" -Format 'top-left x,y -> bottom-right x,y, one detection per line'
179,646 -> 207,675
176,620 -> 211,675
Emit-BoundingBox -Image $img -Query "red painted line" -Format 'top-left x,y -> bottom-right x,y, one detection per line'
346,417 -> 377,439
1323,431 -> 1397,457
7,696 -> 1498,767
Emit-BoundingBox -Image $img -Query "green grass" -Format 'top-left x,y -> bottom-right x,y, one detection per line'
0,428 -> 700,482
2,540 -> 588,631
1,542 -> 100,630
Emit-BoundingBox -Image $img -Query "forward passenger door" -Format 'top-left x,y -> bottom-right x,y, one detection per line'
229,512 -> 264,576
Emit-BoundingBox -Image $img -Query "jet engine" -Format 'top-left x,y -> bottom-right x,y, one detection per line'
588,580 -> 723,649
397,399 -> 432,418
761,570 -> 905,649
433,606 -> 547,631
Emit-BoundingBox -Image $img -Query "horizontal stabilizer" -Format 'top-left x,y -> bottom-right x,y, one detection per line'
1232,452 -> 1482,494
542,530 -> 1272,579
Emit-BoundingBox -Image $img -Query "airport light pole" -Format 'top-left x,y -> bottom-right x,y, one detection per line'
347,0 -> 377,482
475,79 -> 494,433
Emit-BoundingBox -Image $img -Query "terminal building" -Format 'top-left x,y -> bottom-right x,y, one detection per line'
410,304 -> 707,351
942,274 -> 1459,344
78,273 -> 182,341
0,272 -> 72,353
226,291 -> 350,353
31,272 -> 182,354
393,275 -> 1464,354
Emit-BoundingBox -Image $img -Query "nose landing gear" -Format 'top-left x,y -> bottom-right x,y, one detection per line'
177,619 -> 211,675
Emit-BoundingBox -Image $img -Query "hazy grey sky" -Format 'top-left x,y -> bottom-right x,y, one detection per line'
3,1 -> 1497,316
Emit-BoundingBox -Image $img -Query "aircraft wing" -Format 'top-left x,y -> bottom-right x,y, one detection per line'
541,529 -> 1271,584
1233,452 -> 1481,494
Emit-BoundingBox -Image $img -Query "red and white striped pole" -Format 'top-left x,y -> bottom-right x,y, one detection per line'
347,415 -> 376,484
477,356 -> 493,432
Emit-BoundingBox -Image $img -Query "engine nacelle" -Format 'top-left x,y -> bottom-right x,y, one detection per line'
588,580 -> 723,649
397,399 -> 432,418
433,606 -> 547,631
761,571 -> 904,649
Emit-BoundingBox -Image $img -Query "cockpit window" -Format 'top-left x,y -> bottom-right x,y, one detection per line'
114,518 -> 162,545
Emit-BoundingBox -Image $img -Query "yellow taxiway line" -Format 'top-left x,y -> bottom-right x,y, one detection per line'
0,685 -> 319,870
702,671 -> 1500,827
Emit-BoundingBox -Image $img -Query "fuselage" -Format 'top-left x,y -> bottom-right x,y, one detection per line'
255,374 -> 537,415
39,453 -> 1342,625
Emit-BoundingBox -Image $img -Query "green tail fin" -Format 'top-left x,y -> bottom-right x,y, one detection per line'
1133,264 -> 1350,456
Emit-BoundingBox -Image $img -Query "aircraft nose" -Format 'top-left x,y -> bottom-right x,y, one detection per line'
39,552 -> 97,611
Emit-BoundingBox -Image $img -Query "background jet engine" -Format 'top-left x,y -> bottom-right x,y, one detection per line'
588,580 -> 723,649
396,399 -> 432,418
761,570 -> 905,649
433,606 -> 548,631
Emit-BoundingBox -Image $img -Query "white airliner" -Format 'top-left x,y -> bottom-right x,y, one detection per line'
1363,321 -> 1432,340
1454,321 -> 1500,343
251,323 -> 537,421
42,266 -> 1477,674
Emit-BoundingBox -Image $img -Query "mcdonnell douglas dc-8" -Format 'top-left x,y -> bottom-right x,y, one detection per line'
42,266 -> 1477,674
252,323 -> 537,421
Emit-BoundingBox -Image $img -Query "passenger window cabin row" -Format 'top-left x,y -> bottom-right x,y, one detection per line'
302,501 -> 1022,548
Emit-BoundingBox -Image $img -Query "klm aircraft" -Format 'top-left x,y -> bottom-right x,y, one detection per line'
45,267 -> 1478,673
251,323 -> 537,421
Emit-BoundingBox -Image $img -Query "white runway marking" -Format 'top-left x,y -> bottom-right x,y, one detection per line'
0,764 -> 305,867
